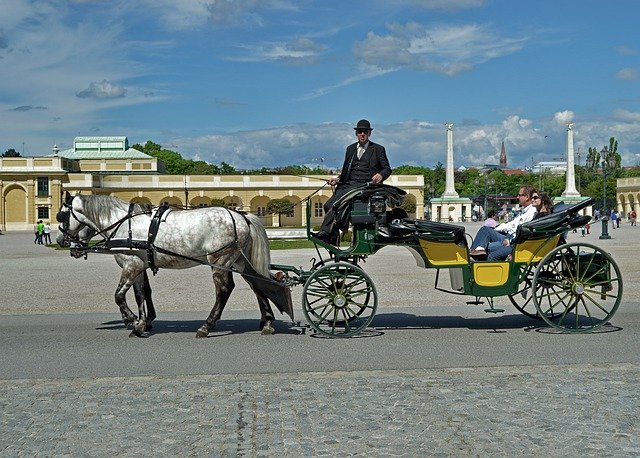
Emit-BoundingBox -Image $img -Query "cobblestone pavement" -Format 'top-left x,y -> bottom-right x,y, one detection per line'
2,364 -> 638,456
1,223 -> 639,456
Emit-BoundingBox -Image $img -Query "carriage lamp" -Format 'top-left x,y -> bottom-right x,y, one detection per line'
369,193 -> 387,215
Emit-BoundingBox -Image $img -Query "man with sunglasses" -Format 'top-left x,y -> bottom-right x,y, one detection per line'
469,185 -> 538,260
312,119 -> 392,244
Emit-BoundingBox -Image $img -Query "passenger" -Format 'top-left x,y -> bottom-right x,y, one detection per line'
469,185 -> 538,260
487,190 -> 553,261
532,192 -> 553,219
312,119 -> 392,245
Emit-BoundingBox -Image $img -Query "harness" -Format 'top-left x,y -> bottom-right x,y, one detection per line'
60,201 -> 252,277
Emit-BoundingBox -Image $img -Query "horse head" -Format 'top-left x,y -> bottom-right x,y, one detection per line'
56,192 -> 96,255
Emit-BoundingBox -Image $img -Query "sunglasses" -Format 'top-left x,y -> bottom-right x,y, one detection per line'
531,195 -> 540,200
356,129 -> 370,134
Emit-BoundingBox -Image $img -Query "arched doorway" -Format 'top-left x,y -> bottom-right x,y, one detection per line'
3,185 -> 28,230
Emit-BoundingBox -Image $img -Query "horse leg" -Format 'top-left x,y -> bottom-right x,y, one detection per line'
196,270 -> 234,338
132,271 -> 155,332
257,293 -> 276,335
115,268 -> 147,337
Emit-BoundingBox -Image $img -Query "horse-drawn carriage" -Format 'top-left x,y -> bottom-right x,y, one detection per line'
272,183 -> 623,337
56,184 -> 622,338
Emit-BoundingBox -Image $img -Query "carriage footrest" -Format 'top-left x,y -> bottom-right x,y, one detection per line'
484,308 -> 505,314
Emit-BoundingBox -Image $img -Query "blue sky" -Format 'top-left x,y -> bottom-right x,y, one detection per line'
2,0 -> 639,171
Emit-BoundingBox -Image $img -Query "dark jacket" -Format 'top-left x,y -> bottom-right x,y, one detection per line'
337,141 -> 392,186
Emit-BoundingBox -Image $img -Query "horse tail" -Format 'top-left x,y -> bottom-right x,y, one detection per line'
245,213 -> 271,277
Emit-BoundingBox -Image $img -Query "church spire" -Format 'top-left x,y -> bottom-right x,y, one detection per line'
499,141 -> 507,168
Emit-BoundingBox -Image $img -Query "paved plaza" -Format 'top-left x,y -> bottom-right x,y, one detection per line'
1,221 -> 639,456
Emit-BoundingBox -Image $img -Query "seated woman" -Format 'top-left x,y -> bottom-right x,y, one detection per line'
484,191 -> 553,261
469,185 -> 538,260
532,191 -> 553,219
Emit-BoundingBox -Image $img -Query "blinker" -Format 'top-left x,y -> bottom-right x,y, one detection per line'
56,211 -> 70,223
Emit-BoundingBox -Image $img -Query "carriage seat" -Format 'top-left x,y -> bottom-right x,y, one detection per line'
389,219 -> 467,245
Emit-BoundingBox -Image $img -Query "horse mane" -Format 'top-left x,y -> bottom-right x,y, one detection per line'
79,195 -> 149,223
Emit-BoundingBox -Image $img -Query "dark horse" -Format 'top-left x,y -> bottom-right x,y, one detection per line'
56,192 -> 292,337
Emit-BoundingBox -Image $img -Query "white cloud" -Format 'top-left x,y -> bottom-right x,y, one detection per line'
613,109 -> 640,122
353,22 -> 527,76
231,37 -> 326,64
76,80 -> 127,99
616,67 -> 638,81
553,110 -> 575,125
137,0 -> 298,31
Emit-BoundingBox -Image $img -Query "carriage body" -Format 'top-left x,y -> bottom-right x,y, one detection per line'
282,184 -> 622,337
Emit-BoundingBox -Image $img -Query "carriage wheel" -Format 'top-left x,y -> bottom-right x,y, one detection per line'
532,243 -> 623,333
302,262 -> 377,337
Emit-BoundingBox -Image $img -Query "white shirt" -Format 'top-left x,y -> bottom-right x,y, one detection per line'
356,141 -> 369,160
495,204 -> 537,238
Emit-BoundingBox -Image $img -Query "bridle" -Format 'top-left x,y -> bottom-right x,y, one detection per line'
56,196 -> 152,256
56,202 -> 96,254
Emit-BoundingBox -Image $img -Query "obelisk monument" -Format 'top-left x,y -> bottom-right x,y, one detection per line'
443,123 -> 459,198
561,122 -> 580,198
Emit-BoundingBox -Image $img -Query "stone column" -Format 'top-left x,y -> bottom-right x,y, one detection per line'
561,122 -> 580,197
443,123 -> 459,198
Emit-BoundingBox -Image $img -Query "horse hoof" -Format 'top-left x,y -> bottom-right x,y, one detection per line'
261,325 -> 275,335
129,330 -> 145,338
195,327 -> 209,338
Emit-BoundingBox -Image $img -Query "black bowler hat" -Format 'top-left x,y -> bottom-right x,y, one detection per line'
354,119 -> 373,131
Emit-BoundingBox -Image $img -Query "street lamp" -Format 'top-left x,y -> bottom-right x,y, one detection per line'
485,177 -> 494,216
599,147 -> 611,240
426,183 -> 434,221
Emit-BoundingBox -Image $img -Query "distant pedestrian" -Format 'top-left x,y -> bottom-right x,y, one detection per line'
630,210 -> 637,227
44,223 -> 52,244
484,210 -> 498,228
611,210 -> 618,229
36,220 -> 45,244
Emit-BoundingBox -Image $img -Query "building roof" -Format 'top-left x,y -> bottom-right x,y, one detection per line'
53,136 -> 153,160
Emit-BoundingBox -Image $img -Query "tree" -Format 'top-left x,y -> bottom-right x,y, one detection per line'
2,148 -> 21,157
266,198 -> 294,226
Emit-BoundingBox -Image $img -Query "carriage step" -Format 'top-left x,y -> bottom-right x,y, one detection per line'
484,308 -> 505,314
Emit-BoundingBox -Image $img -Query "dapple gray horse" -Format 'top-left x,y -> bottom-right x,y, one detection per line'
57,192 -> 291,337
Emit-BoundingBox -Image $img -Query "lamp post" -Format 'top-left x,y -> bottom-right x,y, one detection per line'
485,177 -> 494,215
426,183 -> 434,221
599,147 -> 611,240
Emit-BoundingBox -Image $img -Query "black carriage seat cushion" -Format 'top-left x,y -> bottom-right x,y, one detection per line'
512,197 -> 594,245
333,183 -> 407,230
405,219 -> 467,245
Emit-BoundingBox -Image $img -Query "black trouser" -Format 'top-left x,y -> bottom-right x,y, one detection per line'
320,181 -> 367,235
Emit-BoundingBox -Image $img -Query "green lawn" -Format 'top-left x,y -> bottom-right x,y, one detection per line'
268,239 -> 316,250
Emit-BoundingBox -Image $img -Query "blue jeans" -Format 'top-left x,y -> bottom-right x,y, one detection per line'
471,226 -> 512,261
471,226 -> 507,250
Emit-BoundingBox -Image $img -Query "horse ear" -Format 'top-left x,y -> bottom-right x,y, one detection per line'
65,191 -> 73,205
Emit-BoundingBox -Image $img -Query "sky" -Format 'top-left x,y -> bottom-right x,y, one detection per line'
2,0 -> 640,171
